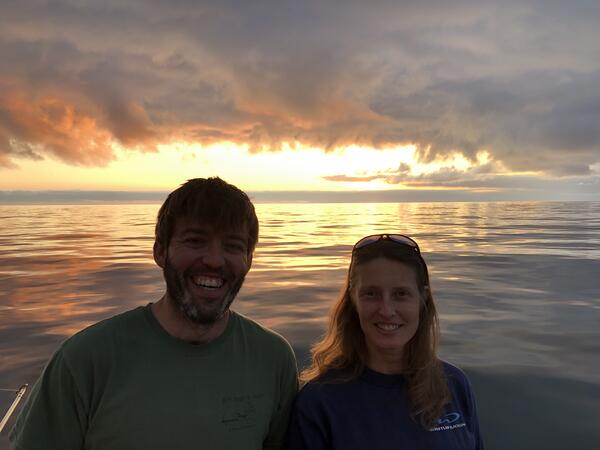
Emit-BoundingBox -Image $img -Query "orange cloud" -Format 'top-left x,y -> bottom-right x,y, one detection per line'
0,85 -> 113,166
104,100 -> 158,148
0,77 -> 168,168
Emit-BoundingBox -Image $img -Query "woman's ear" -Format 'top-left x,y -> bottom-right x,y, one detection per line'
347,285 -> 357,305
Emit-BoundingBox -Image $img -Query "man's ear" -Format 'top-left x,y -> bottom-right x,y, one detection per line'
154,241 -> 166,268
246,251 -> 253,271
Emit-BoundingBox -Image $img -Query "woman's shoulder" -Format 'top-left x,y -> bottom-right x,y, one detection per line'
441,360 -> 472,387
293,380 -> 336,414
440,361 -> 479,416
297,369 -> 359,402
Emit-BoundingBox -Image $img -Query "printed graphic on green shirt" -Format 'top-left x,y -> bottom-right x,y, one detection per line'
221,393 -> 267,431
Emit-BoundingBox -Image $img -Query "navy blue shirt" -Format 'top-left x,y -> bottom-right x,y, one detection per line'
286,362 -> 484,450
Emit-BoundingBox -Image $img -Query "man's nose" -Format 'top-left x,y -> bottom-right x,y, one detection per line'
201,241 -> 226,268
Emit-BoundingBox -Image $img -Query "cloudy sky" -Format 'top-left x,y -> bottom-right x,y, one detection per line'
1,0 -> 599,200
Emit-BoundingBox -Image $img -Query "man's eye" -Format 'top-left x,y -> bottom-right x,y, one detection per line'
226,242 -> 246,253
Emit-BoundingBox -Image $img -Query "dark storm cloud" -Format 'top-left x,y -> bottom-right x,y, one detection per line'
0,0 -> 599,181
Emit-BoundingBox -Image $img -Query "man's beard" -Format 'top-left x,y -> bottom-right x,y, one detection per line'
163,256 -> 246,325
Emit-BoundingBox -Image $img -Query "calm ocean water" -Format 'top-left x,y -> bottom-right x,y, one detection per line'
1,201 -> 599,449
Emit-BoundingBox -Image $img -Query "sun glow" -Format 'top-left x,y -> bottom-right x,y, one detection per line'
1,141 -> 421,191
1,140 -> 506,192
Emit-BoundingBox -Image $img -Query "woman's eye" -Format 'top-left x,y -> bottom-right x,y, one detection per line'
394,290 -> 410,299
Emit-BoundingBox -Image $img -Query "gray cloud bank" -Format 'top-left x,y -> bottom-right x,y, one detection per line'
1,0 -> 600,187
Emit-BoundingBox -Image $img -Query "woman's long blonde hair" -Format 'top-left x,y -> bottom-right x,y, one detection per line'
301,239 -> 450,427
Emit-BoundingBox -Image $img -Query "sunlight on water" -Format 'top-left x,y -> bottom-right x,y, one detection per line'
1,201 -> 599,373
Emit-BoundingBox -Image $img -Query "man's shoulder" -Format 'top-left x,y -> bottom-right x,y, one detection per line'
62,305 -> 148,354
232,311 -> 289,344
230,311 -> 296,360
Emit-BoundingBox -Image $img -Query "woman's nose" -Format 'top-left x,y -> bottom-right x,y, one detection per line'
378,295 -> 396,317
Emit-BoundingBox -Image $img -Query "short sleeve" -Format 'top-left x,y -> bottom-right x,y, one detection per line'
262,342 -> 299,450
9,348 -> 88,450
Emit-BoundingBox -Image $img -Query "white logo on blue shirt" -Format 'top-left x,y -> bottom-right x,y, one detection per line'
429,412 -> 467,432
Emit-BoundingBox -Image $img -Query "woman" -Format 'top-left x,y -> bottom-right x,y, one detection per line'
286,234 -> 484,450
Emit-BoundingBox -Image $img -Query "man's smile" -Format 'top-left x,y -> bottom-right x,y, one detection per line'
191,275 -> 225,289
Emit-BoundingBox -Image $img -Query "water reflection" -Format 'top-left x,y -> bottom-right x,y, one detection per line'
1,201 -> 600,448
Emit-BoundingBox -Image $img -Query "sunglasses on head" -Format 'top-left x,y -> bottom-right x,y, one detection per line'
351,233 -> 430,287
352,234 -> 421,254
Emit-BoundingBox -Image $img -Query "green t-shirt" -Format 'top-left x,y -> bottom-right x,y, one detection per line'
10,305 -> 298,450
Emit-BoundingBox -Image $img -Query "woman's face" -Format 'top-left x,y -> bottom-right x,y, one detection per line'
351,257 -> 422,371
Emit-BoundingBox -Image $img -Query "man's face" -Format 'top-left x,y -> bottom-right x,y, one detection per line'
154,218 -> 252,325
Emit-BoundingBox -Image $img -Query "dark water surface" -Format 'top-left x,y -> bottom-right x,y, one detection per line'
1,202 -> 599,449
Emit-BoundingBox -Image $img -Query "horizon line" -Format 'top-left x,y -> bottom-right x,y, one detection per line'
0,189 -> 597,204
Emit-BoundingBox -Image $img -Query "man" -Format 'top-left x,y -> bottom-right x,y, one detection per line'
10,177 -> 299,450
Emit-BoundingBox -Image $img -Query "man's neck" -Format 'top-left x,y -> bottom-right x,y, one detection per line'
151,295 -> 230,343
